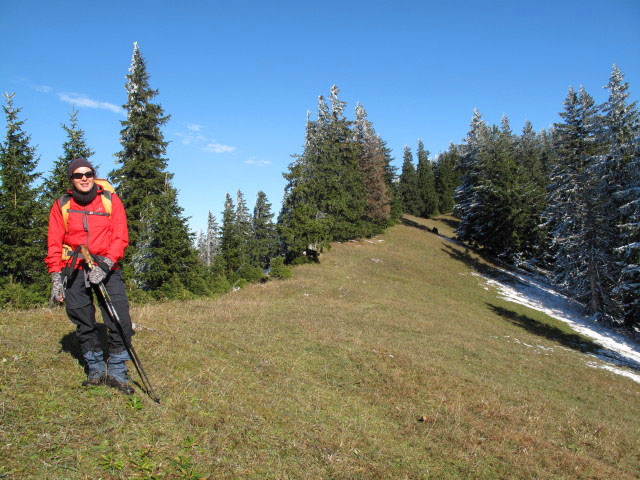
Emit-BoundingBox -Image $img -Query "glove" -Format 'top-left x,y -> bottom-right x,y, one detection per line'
50,272 -> 64,304
88,257 -> 115,285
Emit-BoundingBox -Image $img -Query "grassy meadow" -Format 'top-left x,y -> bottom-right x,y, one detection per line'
1,215 -> 639,479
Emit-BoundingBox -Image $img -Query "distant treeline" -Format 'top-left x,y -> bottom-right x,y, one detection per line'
0,44 -> 637,330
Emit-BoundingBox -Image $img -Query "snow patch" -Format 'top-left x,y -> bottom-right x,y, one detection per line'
474,269 -> 640,383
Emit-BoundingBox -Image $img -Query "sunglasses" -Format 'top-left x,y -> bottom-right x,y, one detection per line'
71,171 -> 95,180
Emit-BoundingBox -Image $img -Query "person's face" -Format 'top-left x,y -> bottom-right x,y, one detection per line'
71,167 -> 95,193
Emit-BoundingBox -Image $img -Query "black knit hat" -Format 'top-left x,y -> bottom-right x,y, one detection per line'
67,158 -> 95,178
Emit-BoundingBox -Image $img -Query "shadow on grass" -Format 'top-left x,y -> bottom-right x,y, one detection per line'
440,243 -> 517,283
401,217 -> 440,234
60,326 -> 148,392
438,216 -> 460,230
487,303 -> 600,354
59,324 -> 110,367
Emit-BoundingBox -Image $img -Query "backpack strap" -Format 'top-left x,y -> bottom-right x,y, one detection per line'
58,184 -> 115,261
59,194 -> 72,232
58,188 -> 113,234
61,245 -> 83,281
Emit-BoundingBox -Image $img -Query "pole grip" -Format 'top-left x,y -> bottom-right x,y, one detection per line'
80,245 -> 94,269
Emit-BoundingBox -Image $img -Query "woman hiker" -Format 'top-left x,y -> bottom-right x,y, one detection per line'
46,157 -> 135,395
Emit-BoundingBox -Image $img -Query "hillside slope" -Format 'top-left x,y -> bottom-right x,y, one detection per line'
1,215 -> 639,479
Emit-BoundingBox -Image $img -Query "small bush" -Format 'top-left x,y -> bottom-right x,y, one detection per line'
289,255 -> 311,266
126,284 -> 155,305
269,257 -> 292,279
0,281 -> 47,309
207,274 -> 232,296
237,264 -> 266,283
153,275 -> 195,301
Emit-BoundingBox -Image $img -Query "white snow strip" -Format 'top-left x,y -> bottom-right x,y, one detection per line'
585,362 -> 640,384
474,269 -> 640,384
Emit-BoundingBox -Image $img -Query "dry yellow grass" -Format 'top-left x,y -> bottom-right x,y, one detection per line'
1,215 -> 639,479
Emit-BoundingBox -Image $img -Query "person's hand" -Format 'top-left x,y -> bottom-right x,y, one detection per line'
50,272 -> 64,303
89,257 -> 114,284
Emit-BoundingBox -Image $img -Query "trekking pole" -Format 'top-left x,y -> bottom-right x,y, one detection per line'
80,246 -> 160,403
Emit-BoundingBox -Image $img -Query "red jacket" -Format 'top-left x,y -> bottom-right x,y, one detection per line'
45,186 -> 129,273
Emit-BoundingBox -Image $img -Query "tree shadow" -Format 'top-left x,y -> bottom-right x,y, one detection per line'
440,243 -> 517,284
487,303 -> 600,354
438,217 -> 460,230
400,217 -> 440,234
487,303 -> 640,372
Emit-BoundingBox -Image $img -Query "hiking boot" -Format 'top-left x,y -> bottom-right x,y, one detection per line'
82,373 -> 106,387
82,349 -> 106,387
106,375 -> 134,395
106,349 -> 133,394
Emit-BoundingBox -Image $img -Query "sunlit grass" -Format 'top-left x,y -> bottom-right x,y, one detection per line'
1,215 -> 639,479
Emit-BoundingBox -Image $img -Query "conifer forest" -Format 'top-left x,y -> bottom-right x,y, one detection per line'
0,44 -> 638,330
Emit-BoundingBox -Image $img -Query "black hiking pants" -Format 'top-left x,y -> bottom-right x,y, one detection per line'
65,269 -> 134,354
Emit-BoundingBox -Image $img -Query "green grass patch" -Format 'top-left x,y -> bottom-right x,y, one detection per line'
1,215 -> 639,478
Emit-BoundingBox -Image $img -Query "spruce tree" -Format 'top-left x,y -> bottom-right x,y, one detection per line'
416,139 -> 438,217
434,143 -> 460,214
614,142 -> 640,327
398,146 -> 421,215
205,211 -> 220,266
110,43 -> 199,295
235,190 -> 259,278
546,86 -> 610,317
516,120 -> 547,258
381,139 -> 402,223
278,148 -> 330,263
42,106 -> 95,209
354,102 -> 391,228
0,93 -> 45,285
220,193 -> 242,273
252,191 -> 278,268
469,119 -> 535,261
454,108 -> 489,240
130,186 -> 199,296
600,65 -> 640,326
278,86 -> 366,262
111,42 -> 171,248
197,211 -> 219,267
312,86 -> 366,240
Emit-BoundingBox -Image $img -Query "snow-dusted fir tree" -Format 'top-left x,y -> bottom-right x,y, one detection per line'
545,86 -> 611,317
515,120 -> 547,258
614,140 -> 640,327
279,86 -> 366,261
0,93 -> 45,285
469,117 -> 538,260
278,106 -> 330,262
599,65 -> 640,326
252,191 -> 278,269
416,139 -> 438,217
111,42 -> 171,247
354,102 -> 391,227
111,43 -> 200,295
399,146 -> 421,216
454,108 -> 489,240
42,106 -> 95,208
316,85 -> 366,240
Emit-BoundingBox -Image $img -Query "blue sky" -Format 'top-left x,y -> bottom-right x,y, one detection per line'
2,0 -> 639,234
